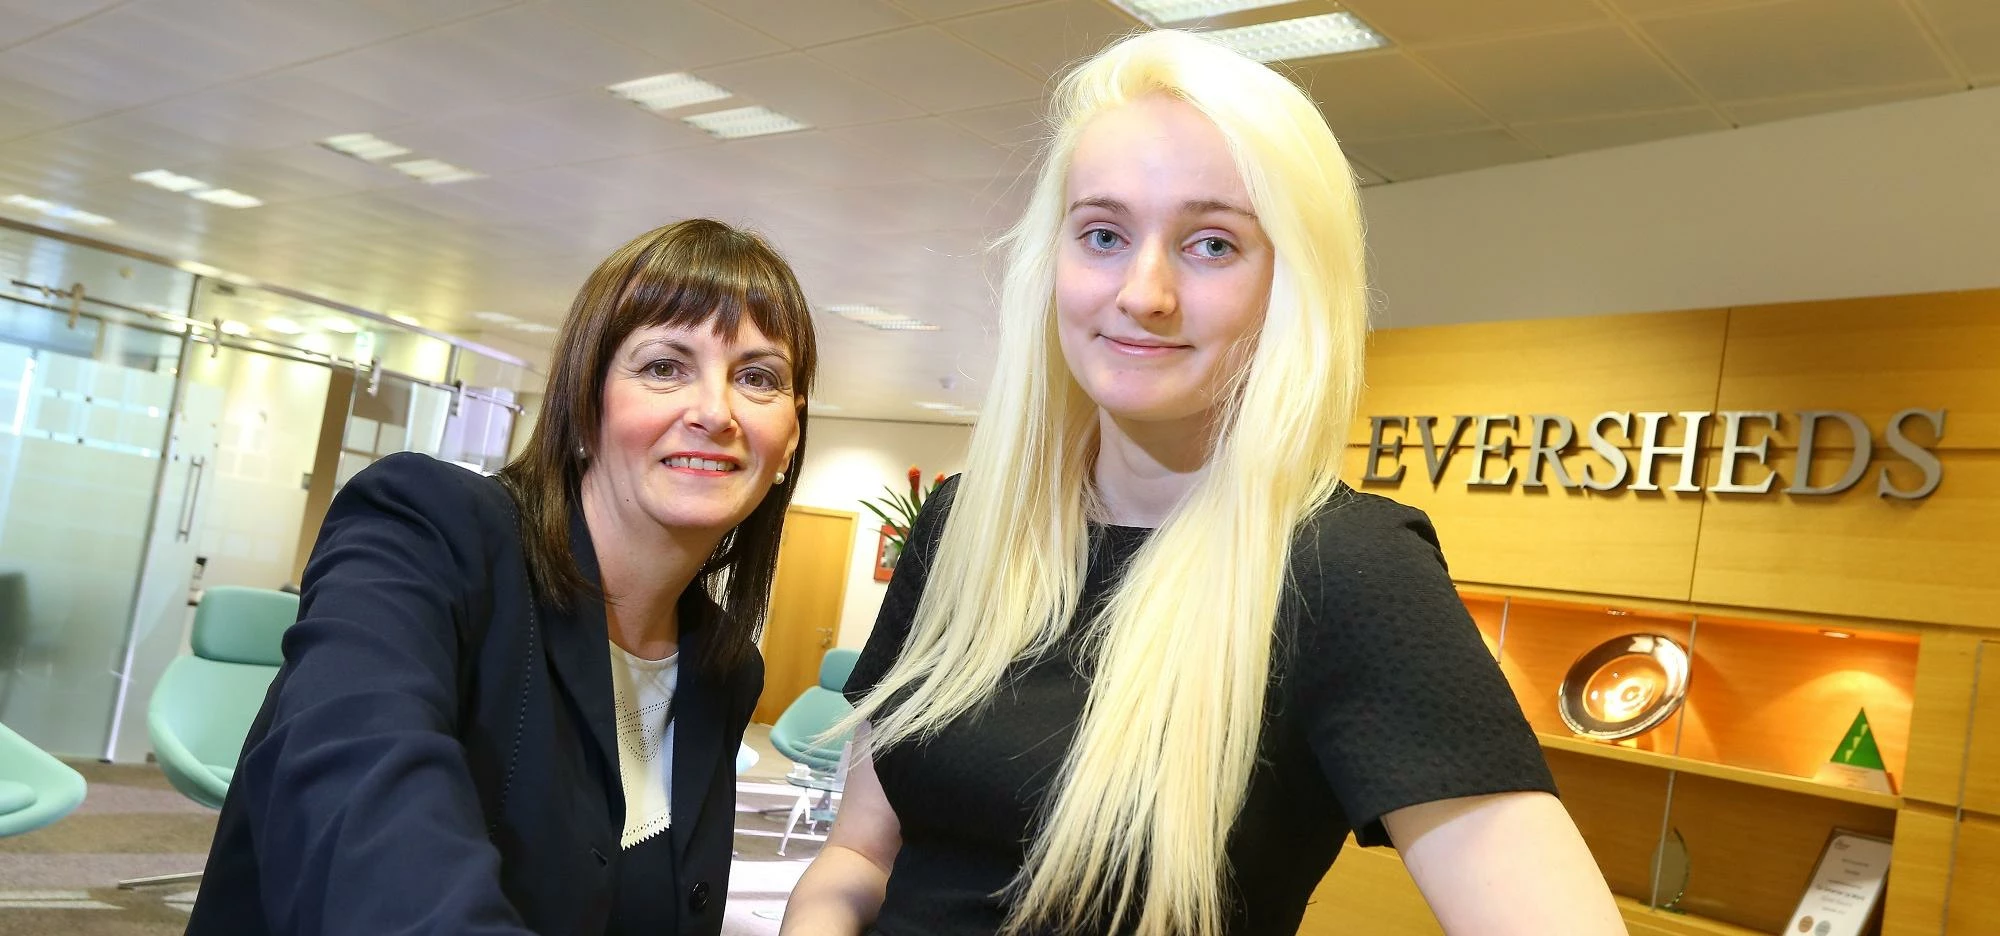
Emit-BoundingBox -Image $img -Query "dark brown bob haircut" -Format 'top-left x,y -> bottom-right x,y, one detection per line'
498,219 -> 816,676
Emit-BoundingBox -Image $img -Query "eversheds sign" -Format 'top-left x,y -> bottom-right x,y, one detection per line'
1362,409 -> 1947,500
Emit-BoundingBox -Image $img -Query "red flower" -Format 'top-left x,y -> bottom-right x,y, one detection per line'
907,465 -> 921,501
933,473 -> 946,488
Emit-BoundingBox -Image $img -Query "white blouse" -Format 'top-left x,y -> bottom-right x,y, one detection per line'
607,641 -> 678,849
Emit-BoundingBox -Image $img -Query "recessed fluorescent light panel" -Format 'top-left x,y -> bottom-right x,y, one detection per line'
320,132 -> 412,162
505,321 -> 559,335
190,188 -> 264,208
4,194 -> 113,226
827,305 -> 941,332
608,72 -> 732,111
682,106 -> 809,140
471,311 -> 518,324
1206,12 -> 1389,62
392,159 -> 483,185
1111,0 -> 1291,25
263,318 -> 304,335
132,169 -> 210,192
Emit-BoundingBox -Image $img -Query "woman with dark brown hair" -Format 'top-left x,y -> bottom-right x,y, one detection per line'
189,219 -> 817,936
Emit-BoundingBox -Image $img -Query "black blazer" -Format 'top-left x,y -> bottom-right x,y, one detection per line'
189,452 -> 762,935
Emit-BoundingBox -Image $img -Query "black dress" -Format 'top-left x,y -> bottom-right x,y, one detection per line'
844,478 -> 1556,935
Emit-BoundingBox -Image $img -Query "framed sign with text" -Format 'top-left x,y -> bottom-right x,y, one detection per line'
1783,829 -> 1893,936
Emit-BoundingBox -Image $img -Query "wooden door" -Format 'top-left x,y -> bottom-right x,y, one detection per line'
754,506 -> 856,724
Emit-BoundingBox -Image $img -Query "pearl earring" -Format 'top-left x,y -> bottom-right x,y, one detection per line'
774,471 -> 787,485
575,443 -> 587,460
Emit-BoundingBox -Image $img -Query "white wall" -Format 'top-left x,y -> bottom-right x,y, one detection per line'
1360,85 -> 2000,329
788,416 -> 970,648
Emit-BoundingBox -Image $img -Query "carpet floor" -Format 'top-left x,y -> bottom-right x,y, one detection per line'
0,725 -> 825,935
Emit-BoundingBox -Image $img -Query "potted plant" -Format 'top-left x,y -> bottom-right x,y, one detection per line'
862,466 -> 944,581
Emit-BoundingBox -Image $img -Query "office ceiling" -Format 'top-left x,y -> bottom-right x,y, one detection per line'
0,0 -> 1991,422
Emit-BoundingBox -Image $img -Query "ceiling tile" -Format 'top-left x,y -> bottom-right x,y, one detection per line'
1341,128 -> 1543,181
942,98 -> 1049,151
944,0 -> 1138,82
1915,0 -> 2000,79
394,92 -> 714,175
1349,160 -> 1388,186
0,0 -> 119,45
1284,51 -> 1495,141
826,116 -> 1031,182
722,130 -> 922,187
1642,0 -> 1956,101
0,27 -> 221,115
706,0 -> 916,47
555,0 -> 786,68
0,77 -> 103,139
1419,26 -> 1701,122
1338,0 -> 1611,46
1511,106 -> 1729,154
889,0 -> 1027,18
437,2 -> 674,89
811,26 -> 1043,113
700,52 -> 924,128
1722,81 -> 1964,125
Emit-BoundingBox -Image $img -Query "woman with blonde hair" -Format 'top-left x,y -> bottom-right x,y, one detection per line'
782,29 -> 1623,936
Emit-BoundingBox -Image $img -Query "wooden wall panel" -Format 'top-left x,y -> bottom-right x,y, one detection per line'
1945,814 -> 2000,933
1663,774 -> 1897,932
1903,632 -> 1983,807
1882,805 -> 1952,936
1298,843 -> 1440,936
1350,308 -> 1730,448
1343,445 -> 1704,601
1690,450 -> 2000,629
1717,291 -> 2000,451
1963,640 -> 2000,816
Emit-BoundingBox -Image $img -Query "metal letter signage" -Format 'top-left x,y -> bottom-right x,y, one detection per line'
1362,409 -> 1947,499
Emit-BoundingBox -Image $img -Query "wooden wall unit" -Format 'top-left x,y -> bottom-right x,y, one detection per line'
1313,289 -> 2000,935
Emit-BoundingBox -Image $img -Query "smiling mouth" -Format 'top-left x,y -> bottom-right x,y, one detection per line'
1102,335 -> 1191,355
663,455 -> 741,473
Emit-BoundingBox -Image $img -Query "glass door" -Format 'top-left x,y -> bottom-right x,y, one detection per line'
0,253 -> 193,757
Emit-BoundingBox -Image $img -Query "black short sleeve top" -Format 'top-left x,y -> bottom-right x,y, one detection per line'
844,477 -> 1556,935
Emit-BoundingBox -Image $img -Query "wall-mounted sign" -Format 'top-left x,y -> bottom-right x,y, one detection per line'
1362,409 -> 1947,499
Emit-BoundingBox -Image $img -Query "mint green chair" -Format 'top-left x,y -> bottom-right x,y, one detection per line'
121,586 -> 297,888
0,719 -> 86,837
768,648 -> 860,774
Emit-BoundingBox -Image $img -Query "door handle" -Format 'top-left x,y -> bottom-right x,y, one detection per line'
175,455 -> 207,542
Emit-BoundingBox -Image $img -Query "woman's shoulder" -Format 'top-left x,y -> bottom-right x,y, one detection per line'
336,452 -> 519,541
1287,485 -> 1454,627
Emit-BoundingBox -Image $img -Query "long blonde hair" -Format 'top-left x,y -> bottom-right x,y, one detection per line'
847,29 -> 1369,935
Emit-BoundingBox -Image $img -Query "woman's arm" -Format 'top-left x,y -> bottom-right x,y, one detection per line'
1386,791 -> 1626,935
780,724 -> 902,935
229,455 -> 533,934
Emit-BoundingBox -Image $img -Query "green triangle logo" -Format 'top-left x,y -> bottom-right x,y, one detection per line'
1829,709 -> 1887,770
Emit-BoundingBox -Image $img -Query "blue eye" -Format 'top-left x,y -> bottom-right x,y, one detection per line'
1190,237 -> 1235,259
1084,228 -> 1123,251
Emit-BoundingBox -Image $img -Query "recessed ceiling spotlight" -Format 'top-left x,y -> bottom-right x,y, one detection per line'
682,105 -> 809,140
827,304 -> 941,332
131,169 -> 211,193
1206,12 -> 1390,62
4,193 -> 114,226
320,132 -> 413,162
607,72 -> 732,112
1110,0 -> 1291,26
190,188 -> 264,208
391,159 -> 483,185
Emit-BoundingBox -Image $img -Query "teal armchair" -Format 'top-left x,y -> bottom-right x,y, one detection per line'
0,719 -> 86,837
121,586 -> 296,888
768,648 -> 860,774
